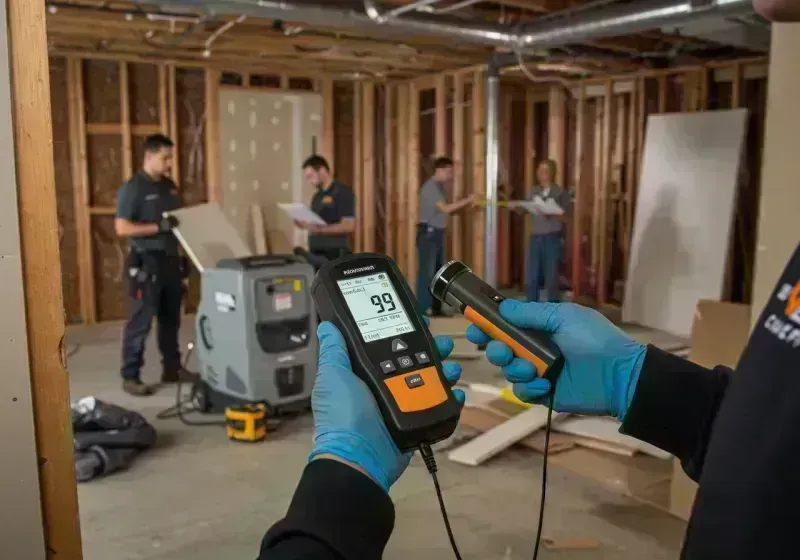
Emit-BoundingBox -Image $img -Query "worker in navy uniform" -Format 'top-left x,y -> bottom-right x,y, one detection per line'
416,156 -> 477,316
294,155 -> 355,270
115,134 -> 196,397
524,159 -> 572,302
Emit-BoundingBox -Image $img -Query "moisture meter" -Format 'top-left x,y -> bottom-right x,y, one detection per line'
311,253 -> 461,452
431,260 -> 564,383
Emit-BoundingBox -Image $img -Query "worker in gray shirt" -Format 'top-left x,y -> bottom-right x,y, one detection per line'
524,159 -> 572,302
416,157 -> 477,315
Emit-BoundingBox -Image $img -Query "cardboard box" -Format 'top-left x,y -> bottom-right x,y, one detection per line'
669,300 -> 751,520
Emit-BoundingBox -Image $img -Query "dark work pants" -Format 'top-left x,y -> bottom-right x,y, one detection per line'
415,226 -> 445,314
526,233 -> 562,303
120,254 -> 183,380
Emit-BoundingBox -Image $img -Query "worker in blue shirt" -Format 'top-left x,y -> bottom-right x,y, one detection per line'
294,155 -> 356,270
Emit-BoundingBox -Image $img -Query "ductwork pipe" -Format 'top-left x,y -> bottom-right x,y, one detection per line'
157,0 -> 753,49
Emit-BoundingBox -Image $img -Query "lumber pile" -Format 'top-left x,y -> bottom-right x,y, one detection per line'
451,384 -> 670,468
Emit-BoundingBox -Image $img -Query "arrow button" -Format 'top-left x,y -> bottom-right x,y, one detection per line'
391,339 -> 408,352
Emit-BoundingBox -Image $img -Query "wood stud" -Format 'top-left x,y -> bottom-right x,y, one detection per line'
471,70 -> 486,277
571,84 -> 586,298
204,68 -> 221,203
353,83 -> 363,253
451,74 -> 465,262
407,81 -> 420,287
384,84 -> 395,259
362,82 -> 376,254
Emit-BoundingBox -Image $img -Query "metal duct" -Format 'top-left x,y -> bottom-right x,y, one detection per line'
155,0 -> 753,49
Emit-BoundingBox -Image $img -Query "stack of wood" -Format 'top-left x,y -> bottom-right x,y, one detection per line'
449,384 -> 670,467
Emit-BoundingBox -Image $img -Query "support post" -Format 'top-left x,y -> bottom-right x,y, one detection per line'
205,68 -> 221,202
396,84 -> 410,276
8,0 -> 83,555
472,70 -> 486,277
451,73 -> 465,262
571,84 -> 586,298
384,84 -> 395,258
362,82 -> 375,253
120,62 -> 132,180
322,76 -> 335,169
408,82 -> 421,287
483,65 -> 500,287
168,63 -> 180,183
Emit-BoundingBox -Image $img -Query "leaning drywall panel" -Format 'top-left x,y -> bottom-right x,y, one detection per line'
167,202 -> 252,272
218,88 -> 322,254
623,109 -> 748,337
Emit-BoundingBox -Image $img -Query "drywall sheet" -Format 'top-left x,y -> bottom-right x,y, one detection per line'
167,202 -> 252,272
623,109 -> 748,337
219,89 -> 322,253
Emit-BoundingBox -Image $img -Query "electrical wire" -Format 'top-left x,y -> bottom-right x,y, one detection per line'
419,443 -> 463,560
421,388 -> 558,560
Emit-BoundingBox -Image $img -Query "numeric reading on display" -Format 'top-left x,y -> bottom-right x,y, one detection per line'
337,273 -> 416,342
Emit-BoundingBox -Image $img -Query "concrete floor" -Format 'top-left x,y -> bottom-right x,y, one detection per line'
67,318 -> 687,560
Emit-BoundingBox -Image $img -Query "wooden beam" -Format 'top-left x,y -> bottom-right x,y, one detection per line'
67,57 -> 96,325
471,70 -> 486,277
120,62 -> 132,179
362,82 -> 376,254
499,89 -> 512,288
548,86 -> 566,184
168,63 -> 180,184
321,76 -> 335,169
624,87 -> 639,272
571,84 -> 586,298
396,84 -> 410,275
698,68 -> 709,111
591,99 -> 603,285
9,0 -> 83,555
636,76 -> 646,179
435,73 -> 447,156
524,87 -> 536,291
408,82 -> 421,287
597,81 -> 613,305
385,84 -> 396,259
158,63 -> 168,135
451,73 -> 465,262
205,68 -> 221,202
731,62 -> 742,108
657,75 -> 667,114
353,83 -> 363,252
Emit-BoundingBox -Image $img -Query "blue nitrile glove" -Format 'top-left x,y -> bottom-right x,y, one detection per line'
466,300 -> 647,421
309,321 -> 465,492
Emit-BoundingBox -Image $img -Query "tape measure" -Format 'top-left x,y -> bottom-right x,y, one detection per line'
225,404 -> 267,443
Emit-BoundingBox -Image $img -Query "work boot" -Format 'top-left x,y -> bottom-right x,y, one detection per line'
161,367 -> 199,384
122,379 -> 155,397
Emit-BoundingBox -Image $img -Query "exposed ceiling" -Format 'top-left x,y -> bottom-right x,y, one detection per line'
44,1 -> 769,80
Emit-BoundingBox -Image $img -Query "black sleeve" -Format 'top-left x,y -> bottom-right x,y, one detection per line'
337,186 -> 355,219
620,346 -> 732,482
116,182 -> 137,221
259,459 -> 395,560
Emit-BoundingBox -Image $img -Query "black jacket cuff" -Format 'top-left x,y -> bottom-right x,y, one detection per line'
621,345 -> 731,480
261,458 -> 395,559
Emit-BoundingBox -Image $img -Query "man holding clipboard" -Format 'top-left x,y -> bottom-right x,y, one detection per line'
293,155 -> 356,269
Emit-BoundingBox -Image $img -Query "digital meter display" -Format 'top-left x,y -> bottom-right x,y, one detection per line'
337,273 -> 416,342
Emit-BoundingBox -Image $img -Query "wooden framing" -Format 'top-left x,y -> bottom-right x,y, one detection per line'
353,83 -> 363,253
548,86 -> 567,182
451,74 -> 465,262
384,84 -> 395,259
205,68 -> 221,203
396,84 -> 410,275
9,0 -> 83,554
168,64 -> 180,182
120,62 -> 132,180
67,57 -> 96,324
322,76 -> 335,168
471,70 -> 486,277
407,81 -> 421,286
597,81 -> 614,304
435,74 -> 447,156
571,84 -> 586,298
361,82 -> 376,254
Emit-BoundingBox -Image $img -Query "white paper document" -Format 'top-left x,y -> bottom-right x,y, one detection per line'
508,196 -> 564,216
278,203 -> 327,226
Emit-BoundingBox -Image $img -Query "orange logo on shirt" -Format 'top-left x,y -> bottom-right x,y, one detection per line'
322,196 -> 334,204
786,281 -> 800,317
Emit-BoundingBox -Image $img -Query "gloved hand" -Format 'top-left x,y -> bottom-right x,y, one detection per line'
309,321 -> 465,492
158,215 -> 179,233
466,300 -> 647,421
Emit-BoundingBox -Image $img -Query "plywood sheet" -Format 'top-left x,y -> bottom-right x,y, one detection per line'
128,63 -> 159,125
623,109 -> 748,337
167,202 -> 252,272
219,89 -> 321,251
49,56 -> 80,323
91,215 -> 127,321
83,60 -> 120,123
87,134 -> 122,207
